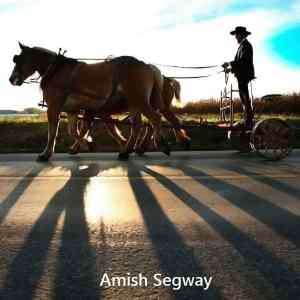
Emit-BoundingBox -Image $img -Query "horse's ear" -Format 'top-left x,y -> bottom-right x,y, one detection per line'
18,42 -> 26,50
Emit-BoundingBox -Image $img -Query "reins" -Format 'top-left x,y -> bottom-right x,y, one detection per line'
25,47 -> 224,84
21,49 -> 225,108
73,55 -> 222,78
146,62 -> 219,69
167,70 -> 225,80
74,56 -> 219,69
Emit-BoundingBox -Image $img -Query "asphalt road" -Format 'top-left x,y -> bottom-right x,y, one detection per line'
0,151 -> 300,300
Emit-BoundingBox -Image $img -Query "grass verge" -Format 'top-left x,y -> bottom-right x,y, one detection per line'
0,114 -> 299,153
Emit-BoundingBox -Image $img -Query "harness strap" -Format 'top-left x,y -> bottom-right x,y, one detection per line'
59,63 -> 83,108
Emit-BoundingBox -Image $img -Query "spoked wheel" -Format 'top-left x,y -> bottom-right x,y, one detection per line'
250,118 -> 294,161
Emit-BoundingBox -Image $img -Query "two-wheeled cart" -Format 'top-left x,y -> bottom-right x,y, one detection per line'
218,69 -> 294,160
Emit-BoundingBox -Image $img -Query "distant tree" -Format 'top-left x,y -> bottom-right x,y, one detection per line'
21,107 -> 44,114
261,94 -> 282,102
0,110 -> 18,115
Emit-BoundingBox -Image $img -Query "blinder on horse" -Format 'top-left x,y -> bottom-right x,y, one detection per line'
13,55 -> 19,63
12,55 -> 27,70
13,51 -> 33,65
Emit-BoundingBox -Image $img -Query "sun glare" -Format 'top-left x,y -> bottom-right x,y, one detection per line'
84,178 -> 112,222
83,176 -> 143,224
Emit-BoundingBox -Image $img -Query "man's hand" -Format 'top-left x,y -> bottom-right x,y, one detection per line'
222,62 -> 229,68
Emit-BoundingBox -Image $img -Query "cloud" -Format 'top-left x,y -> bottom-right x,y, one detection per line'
158,0 -> 234,25
1,0 -> 300,110
0,0 -> 39,14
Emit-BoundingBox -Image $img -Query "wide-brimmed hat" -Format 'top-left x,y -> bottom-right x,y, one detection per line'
230,26 -> 251,36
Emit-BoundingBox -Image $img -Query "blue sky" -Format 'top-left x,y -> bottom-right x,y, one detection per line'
224,0 -> 296,14
267,22 -> 300,67
1,0 -> 300,110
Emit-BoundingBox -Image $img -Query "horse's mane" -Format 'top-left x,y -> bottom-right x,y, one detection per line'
37,47 -> 79,90
33,47 -> 57,56
33,46 -> 78,64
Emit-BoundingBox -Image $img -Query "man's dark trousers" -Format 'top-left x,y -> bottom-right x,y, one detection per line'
237,79 -> 254,128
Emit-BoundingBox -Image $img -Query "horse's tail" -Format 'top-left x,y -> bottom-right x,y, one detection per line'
168,78 -> 183,108
170,78 -> 181,101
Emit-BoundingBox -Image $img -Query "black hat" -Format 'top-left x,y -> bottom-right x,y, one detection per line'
230,26 -> 251,36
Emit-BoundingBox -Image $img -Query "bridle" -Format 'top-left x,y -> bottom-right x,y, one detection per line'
15,48 -> 68,85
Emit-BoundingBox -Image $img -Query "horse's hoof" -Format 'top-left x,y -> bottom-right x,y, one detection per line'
37,154 -> 50,162
161,143 -> 171,156
68,149 -> 79,155
183,139 -> 191,150
163,147 -> 171,156
135,147 -> 146,156
159,137 -> 171,156
118,152 -> 130,161
136,152 -> 146,157
87,141 -> 96,152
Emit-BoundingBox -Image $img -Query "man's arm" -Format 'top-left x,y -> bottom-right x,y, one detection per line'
230,42 -> 253,74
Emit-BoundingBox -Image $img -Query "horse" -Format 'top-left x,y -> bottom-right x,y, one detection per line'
9,43 -> 170,161
67,72 -> 191,155
139,72 -> 191,152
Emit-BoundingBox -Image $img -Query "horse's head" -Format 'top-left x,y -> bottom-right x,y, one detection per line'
9,42 -> 38,86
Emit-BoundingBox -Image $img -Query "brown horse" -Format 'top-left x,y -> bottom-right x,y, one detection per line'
136,75 -> 191,153
9,43 -> 169,161
67,72 -> 190,155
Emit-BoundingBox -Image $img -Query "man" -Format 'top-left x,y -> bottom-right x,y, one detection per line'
223,26 -> 255,129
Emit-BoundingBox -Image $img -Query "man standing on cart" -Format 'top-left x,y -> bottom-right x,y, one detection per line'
222,26 -> 255,129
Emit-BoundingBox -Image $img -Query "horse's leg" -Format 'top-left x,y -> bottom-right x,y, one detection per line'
77,115 -> 95,152
134,125 -> 154,155
118,113 -> 142,160
67,113 -> 82,155
148,82 -> 171,156
137,115 -> 188,154
161,109 -> 191,150
104,121 -> 127,147
71,115 -> 128,155
37,106 -> 60,161
141,106 -> 170,156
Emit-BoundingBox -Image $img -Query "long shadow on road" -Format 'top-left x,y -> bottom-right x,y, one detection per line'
53,164 -> 101,300
128,162 -> 223,300
0,165 -> 45,225
223,163 -> 300,201
0,163 -> 101,300
177,162 -> 300,248
142,165 -> 300,300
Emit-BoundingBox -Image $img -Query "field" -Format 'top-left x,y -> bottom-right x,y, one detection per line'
0,115 -> 299,153
0,93 -> 299,153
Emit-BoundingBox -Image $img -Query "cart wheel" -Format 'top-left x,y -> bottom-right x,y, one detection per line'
250,118 -> 294,161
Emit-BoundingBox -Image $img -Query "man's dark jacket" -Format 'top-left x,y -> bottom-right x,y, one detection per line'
231,39 -> 255,82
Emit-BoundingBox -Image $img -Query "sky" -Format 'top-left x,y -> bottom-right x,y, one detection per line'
1,0 -> 300,110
